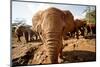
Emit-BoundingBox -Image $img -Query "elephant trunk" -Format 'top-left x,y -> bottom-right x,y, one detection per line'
42,32 -> 63,63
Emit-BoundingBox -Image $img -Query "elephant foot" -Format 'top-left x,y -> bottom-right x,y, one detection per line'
58,57 -> 64,63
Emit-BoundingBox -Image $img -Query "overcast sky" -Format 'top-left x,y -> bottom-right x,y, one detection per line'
12,1 -> 95,25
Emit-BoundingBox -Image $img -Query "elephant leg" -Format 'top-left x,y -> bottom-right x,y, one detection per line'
30,33 -> 33,42
76,33 -> 79,39
76,30 -> 79,39
17,35 -> 21,42
82,29 -> 85,36
24,32 -> 29,43
35,34 -> 38,40
72,31 -> 75,38
59,46 -> 63,59
80,27 -> 85,36
58,45 -> 64,63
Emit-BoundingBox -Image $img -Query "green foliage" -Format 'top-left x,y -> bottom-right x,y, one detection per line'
84,6 -> 96,24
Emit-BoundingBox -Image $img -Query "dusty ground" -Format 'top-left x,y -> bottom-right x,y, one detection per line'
11,35 -> 96,66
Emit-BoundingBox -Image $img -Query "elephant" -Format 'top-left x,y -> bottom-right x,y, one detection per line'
62,10 -> 76,39
15,25 -> 38,43
32,7 -> 75,64
86,23 -> 96,35
64,19 -> 87,39
73,19 -> 86,38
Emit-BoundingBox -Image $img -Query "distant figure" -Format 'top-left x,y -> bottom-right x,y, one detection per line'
73,44 -> 76,50
73,44 -> 78,50
86,23 -> 96,36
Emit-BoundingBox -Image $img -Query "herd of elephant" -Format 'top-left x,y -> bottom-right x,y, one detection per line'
14,25 -> 40,43
13,7 -> 96,64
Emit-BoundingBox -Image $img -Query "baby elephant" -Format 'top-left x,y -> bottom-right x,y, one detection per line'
15,25 -> 38,43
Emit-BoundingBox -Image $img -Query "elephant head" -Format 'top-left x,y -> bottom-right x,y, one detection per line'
74,19 -> 87,36
15,25 -> 25,42
74,19 -> 86,28
32,7 -> 74,64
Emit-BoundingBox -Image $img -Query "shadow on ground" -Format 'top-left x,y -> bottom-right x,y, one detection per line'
63,50 -> 96,63
84,35 -> 96,39
29,39 -> 42,42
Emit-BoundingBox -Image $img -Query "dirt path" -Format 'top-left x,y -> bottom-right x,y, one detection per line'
11,36 -> 96,65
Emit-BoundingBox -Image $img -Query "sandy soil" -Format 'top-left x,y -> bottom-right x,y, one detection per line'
11,35 -> 96,66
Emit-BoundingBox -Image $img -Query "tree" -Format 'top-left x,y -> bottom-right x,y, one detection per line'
83,6 -> 96,24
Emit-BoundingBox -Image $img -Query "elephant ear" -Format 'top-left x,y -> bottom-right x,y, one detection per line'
32,10 -> 43,32
63,10 -> 75,33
